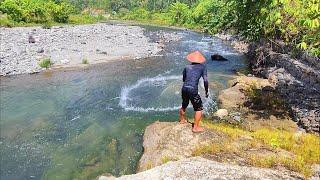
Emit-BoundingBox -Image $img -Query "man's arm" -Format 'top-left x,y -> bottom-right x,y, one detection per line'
202,66 -> 209,97
183,68 -> 186,82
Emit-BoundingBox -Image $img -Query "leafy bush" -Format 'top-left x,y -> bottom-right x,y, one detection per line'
42,22 -> 52,29
0,14 -> 14,27
50,2 -> 74,23
122,8 -> 150,20
68,14 -> 105,24
232,0 -> 319,56
191,0 -> 237,33
82,58 -> 88,64
39,58 -> 52,68
168,2 -> 190,25
0,0 -> 73,23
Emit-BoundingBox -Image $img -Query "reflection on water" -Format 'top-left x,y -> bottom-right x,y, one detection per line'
0,25 -> 247,179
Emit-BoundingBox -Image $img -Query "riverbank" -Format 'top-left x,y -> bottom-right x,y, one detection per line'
214,32 -> 319,134
0,23 -> 182,76
99,75 -> 320,180
247,41 -> 320,134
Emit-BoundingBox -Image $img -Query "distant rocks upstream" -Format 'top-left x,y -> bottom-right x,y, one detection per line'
0,23 -> 181,76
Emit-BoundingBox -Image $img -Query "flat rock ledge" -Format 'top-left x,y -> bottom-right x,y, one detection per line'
137,121 -> 224,172
98,121 -> 320,180
100,157 -> 302,180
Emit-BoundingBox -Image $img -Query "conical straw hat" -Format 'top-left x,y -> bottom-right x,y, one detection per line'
186,51 -> 206,63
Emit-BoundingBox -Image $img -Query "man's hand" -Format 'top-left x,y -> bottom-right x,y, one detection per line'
205,92 -> 209,98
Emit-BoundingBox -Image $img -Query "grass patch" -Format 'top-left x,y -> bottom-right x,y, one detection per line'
161,156 -> 178,164
41,22 -> 52,29
69,14 -> 106,24
0,13 -> 108,28
39,58 -> 52,68
0,15 -> 14,27
196,120 -> 320,177
82,58 -> 89,64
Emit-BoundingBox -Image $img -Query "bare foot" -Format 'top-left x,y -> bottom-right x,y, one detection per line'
192,126 -> 204,133
179,119 -> 187,124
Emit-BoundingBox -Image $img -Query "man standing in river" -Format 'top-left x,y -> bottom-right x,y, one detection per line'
179,51 -> 209,133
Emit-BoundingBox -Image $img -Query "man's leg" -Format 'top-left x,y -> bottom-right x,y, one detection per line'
180,88 -> 189,124
191,94 -> 204,132
192,111 -> 204,132
179,108 -> 187,124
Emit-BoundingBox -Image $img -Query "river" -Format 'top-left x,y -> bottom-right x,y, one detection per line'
0,25 -> 247,179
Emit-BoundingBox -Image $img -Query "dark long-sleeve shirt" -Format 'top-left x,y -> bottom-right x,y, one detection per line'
182,63 -> 208,93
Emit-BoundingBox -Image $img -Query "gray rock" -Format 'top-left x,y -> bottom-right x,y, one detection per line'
111,157 -> 303,180
137,121 -> 223,172
37,48 -> 44,53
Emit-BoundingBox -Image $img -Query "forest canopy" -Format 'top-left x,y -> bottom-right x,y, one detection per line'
0,0 -> 319,56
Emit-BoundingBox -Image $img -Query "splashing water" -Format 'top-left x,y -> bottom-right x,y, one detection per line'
119,75 -> 217,114
0,25 -> 247,179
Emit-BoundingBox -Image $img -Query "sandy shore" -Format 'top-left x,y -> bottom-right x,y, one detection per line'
0,23 -> 177,76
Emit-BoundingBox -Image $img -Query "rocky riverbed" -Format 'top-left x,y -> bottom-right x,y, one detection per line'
0,23 -> 181,76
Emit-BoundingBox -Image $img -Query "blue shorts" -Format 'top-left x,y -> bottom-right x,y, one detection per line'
181,87 -> 203,111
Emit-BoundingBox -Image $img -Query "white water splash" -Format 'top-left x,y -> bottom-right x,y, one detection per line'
119,75 -> 181,112
119,75 -> 217,114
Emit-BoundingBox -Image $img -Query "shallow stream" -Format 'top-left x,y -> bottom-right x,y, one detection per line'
0,25 -> 247,179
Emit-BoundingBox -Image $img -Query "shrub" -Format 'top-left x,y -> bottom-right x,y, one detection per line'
42,22 -> 52,29
0,0 -> 73,23
39,58 -> 52,68
69,14 -> 99,24
50,2 -> 74,23
82,58 -> 88,64
191,0 -> 236,33
168,2 -> 190,25
122,8 -> 150,20
0,14 -> 14,27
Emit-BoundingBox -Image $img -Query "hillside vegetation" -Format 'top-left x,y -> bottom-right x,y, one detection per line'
1,0 -> 318,56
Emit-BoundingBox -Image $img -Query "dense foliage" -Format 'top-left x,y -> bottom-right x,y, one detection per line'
0,0 -> 319,56
118,0 -> 320,56
0,0 -> 73,23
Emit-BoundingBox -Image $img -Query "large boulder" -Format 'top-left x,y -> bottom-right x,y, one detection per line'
218,76 -> 271,109
214,109 -> 229,119
211,54 -> 228,61
99,157 -> 302,180
137,121 -> 223,172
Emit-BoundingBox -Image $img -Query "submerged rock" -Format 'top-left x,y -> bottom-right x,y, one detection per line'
211,54 -> 228,61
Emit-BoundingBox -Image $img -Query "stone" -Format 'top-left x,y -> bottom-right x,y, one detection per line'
247,41 -> 320,134
218,85 -> 246,109
37,48 -> 44,53
214,109 -> 229,119
311,164 -> 320,180
137,121 -> 223,172
28,35 -> 35,43
211,54 -> 228,61
115,157 -> 303,180
61,59 -> 70,64
98,173 -> 116,180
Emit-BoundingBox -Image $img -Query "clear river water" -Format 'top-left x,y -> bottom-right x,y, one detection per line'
0,25 -> 247,179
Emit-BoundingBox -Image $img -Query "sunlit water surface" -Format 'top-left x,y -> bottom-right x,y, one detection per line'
0,25 -> 247,179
